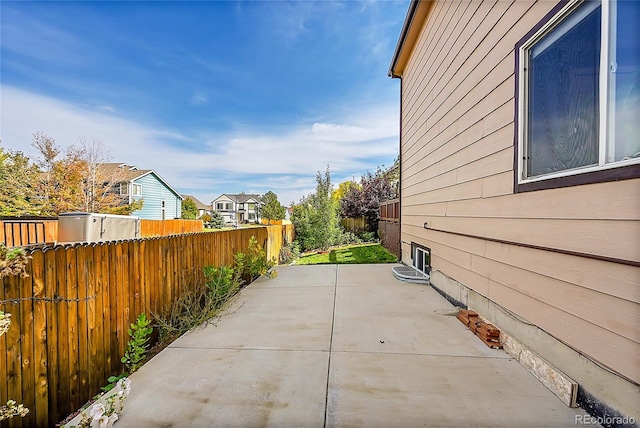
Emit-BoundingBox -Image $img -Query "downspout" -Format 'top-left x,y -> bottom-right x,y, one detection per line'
396,79 -> 403,262
387,71 -> 403,261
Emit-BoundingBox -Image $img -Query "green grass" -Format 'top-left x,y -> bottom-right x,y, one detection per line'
296,243 -> 397,265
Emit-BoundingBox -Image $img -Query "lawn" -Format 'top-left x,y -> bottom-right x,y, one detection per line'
296,243 -> 397,265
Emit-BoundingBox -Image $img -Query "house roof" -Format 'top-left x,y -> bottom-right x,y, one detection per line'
212,193 -> 262,205
182,194 -> 209,210
99,163 -> 184,200
388,0 -> 435,78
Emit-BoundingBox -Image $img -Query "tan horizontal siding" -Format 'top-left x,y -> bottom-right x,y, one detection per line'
404,217 -> 639,263
403,101 -> 514,185
403,0 -> 507,133
398,0 -> 640,386
403,179 -> 640,221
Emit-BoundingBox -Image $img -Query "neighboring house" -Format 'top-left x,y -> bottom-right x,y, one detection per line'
211,193 -> 262,225
181,194 -> 211,218
389,0 -> 639,423
101,163 -> 183,220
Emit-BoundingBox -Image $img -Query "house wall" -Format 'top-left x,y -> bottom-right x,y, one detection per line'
131,173 -> 181,220
212,196 -> 237,223
398,0 -> 639,420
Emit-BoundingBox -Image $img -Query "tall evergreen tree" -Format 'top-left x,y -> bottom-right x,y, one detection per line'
261,191 -> 286,224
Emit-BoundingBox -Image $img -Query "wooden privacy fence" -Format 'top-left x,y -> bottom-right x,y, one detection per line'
0,218 -> 58,248
379,199 -> 400,259
341,217 -> 367,235
139,219 -> 203,237
264,224 -> 294,261
0,225 -> 290,427
379,199 -> 399,223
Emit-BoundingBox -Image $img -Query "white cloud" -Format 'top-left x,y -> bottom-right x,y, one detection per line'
97,105 -> 116,113
1,85 -> 398,205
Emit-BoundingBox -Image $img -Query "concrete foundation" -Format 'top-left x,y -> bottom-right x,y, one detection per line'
430,269 -> 640,427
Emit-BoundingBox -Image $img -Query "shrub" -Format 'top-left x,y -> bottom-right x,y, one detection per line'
360,231 -> 378,243
204,265 -> 239,302
234,236 -> 277,283
279,241 -> 300,265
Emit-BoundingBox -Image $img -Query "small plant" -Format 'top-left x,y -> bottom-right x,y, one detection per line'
204,265 -> 240,301
154,267 -> 241,341
0,311 -> 11,337
234,236 -> 277,283
0,400 -> 29,421
279,241 -> 300,265
0,243 -> 31,278
121,313 -> 153,374
65,377 -> 130,428
360,231 -> 378,243
100,373 -> 128,394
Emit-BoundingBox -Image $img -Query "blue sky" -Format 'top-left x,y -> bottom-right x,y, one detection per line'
1,0 -> 408,207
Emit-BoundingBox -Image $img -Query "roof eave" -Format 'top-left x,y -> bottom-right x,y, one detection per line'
388,0 -> 435,79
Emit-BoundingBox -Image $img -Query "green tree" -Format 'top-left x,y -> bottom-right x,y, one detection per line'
340,159 -> 399,232
106,199 -> 144,216
30,133 -> 147,215
292,166 -> 341,251
261,191 -> 286,224
0,143 -> 40,216
208,210 -> 226,229
181,198 -> 198,219
332,179 -> 360,204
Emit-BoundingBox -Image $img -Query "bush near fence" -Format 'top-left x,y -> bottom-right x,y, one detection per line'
0,224 -> 292,427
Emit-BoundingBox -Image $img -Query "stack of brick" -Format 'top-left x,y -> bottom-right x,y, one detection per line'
457,309 -> 503,349
456,309 -> 478,326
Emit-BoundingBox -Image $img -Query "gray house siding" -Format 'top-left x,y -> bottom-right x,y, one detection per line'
131,173 -> 182,220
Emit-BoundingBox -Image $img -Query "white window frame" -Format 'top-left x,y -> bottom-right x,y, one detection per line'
131,183 -> 142,196
412,245 -> 430,276
517,0 -> 640,186
119,183 -> 128,195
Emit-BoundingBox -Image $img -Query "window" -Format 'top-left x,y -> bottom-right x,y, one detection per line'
516,0 -> 640,191
161,200 -> 166,220
248,212 -> 256,220
119,183 -> 128,195
411,243 -> 431,276
132,184 -> 142,196
248,203 -> 256,210
216,202 -> 233,210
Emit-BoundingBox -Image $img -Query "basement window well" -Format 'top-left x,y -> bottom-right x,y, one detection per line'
392,243 -> 431,283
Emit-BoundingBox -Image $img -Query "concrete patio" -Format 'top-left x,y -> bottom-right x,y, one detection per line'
118,264 -> 597,427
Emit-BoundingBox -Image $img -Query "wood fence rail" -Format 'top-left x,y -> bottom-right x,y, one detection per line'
0,225 -> 292,427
